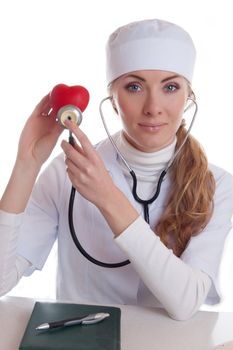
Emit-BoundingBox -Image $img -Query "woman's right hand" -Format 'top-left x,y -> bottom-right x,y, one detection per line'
0,94 -> 64,213
16,94 -> 64,169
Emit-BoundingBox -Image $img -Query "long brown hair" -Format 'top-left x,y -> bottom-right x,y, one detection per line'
155,123 -> 216,257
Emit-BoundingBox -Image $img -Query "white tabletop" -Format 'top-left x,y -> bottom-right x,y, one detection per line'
1,296 -> 233,350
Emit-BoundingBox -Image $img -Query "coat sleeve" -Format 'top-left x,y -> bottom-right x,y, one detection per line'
181,167 -> 233,304
0,210 -> 31,296
0,154 -> 67,295
115,168 -> 233,320
17,154 -> 67,274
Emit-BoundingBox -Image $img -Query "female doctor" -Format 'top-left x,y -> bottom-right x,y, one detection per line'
1,19 -> 233,321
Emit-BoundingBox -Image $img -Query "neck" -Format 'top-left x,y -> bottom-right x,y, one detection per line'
114,131 -> 176,199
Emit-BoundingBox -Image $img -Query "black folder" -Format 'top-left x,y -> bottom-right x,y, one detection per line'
19,301 -> 121,350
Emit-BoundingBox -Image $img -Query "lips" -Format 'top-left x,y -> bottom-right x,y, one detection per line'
138,122 -> 167,130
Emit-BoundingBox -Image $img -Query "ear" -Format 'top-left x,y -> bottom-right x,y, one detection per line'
110,96 -> 118,114
188,88 -> 196,101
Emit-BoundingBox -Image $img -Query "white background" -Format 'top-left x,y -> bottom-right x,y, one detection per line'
0,0 -> 233,309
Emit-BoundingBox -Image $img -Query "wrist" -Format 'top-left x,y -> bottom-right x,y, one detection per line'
14,157 -> 42,177
0,159 -> 41,213
98,187 -> 139,236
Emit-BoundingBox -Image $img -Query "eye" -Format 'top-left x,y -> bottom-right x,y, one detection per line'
164,83 -> 179,93
125,83 -> 142,93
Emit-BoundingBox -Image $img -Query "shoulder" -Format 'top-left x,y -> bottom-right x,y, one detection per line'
209,163 -> 233,207
209,163 -> 233,190
209,163 -> 233,179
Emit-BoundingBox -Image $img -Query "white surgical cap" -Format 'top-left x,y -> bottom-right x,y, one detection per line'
106,19 -> 196,85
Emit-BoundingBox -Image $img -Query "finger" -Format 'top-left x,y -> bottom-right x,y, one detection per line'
64,120 -> 95,158
65,157 -> 97,192
65,157 -> 90,180
35,94 -> 51,115
61,140 -> 88,170
67,136 -> 85,155
65,158 -> 79,177
34,94 -> 63,131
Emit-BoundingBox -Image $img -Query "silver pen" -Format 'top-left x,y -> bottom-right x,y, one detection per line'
36,312 -> 110,330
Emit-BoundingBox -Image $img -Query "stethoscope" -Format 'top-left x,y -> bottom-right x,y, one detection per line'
60,96 -> 198,268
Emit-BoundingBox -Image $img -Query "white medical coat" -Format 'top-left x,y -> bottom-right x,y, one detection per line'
17,136 -> 233,307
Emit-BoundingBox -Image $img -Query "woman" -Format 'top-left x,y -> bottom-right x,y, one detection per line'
1,19 -> 233,321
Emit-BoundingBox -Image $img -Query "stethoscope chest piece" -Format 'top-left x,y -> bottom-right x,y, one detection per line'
57,104 -> 83,127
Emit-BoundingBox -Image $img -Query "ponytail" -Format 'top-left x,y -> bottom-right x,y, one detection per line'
155,124 -> 215,257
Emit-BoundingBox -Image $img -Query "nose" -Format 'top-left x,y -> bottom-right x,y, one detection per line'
143,91 -> 163,117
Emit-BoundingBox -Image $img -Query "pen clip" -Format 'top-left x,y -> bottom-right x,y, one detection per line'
81,312 -> 110,325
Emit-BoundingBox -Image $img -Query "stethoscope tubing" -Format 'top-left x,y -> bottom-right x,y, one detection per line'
68,186 -> 130,267
67,96 -> 198,268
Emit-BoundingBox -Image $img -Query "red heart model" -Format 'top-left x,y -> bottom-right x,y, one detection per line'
50,84 -> 90,114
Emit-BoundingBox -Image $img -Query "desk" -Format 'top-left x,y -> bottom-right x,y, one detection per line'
1,296 -> 233,350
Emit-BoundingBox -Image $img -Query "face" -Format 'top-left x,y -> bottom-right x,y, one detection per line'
110,70 -> 190,153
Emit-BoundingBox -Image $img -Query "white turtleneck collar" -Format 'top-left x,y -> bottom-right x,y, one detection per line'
113,131 -> 176,199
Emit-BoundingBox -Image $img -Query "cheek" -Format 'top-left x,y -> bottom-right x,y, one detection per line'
173,111 -> 184,129
174,116 -> 184,132
173,94 -> 186,109
168,101 -> 185,131
170,95 -> 186,117
114,95 -> 134,119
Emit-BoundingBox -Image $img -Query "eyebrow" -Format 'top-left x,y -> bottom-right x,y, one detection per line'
123,73 -> 180,83
161,75 -> 180,83
124,74 -> 146,81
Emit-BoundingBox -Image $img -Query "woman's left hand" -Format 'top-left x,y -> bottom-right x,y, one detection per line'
61,120 -> 139,236
61,120 -> 116,208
